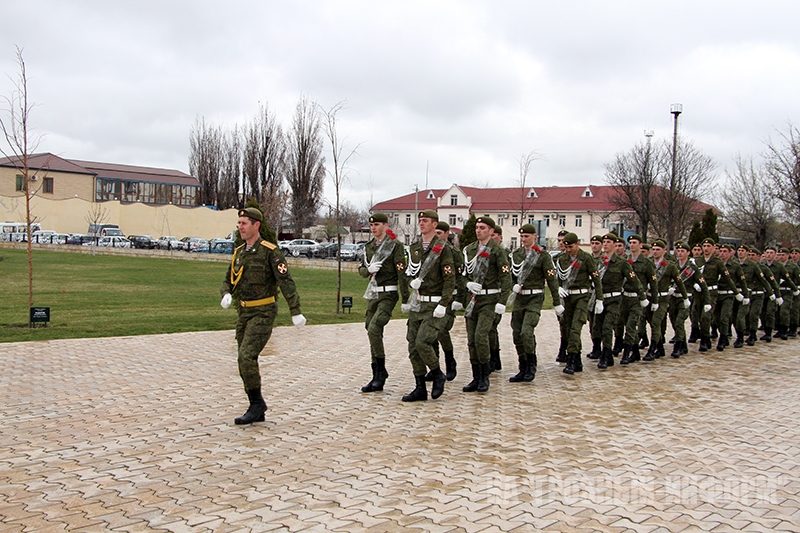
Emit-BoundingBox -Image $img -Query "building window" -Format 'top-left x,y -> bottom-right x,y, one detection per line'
404,234 -> 410,245
511,214 -> 519,227
15,174 -> 26,191
43,177 -> 54,193
545,217 -> 550,227
405,214 -> 411,225
449,214 -> 456,226
450,195 -> 458,206
558,215 -> 566,228
528,216 -> 535,225
394,214 -> 399,225
497,215 -> 504,226
602,216 -> 610,229
510,237 -> 517,249
575,215 -> 582,228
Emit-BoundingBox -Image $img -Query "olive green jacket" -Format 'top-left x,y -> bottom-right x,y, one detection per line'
599,253 -> 644,299
509,245 -> 560,302
653,258 -> 689,299
740,259 -> 774,298
676,259 -> 711,306
723,258 -> 751,298
462,239 -> 512,304
554,248 -> 603,300
765,261 -> 798,293
629,253 -> 660,306
694,255 -> 739,294
358,236 -> 410,303
406,235 -> 456,308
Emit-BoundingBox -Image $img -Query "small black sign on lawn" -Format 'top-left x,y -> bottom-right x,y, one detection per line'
341,296 -> 353,313
30,306 -> 50,328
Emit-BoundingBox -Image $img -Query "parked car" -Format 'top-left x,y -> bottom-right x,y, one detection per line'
283,239 -> 320,258
313,242 -> 338,259
29,230 -> 57,243
181,236 -> 208,252
83,236 -> 131,248
208,239 -> 234,254
339,243 -> 362,261
128,235 -> 157,249
157,236 -> 186,251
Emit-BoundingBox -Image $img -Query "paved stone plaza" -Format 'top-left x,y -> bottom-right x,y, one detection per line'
1,313 -> 799,532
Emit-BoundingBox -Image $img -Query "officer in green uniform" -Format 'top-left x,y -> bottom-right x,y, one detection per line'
670,242 -> 710,357
620,234 -> 659,365
777,247 -> 800,339
488,224 -> 505,372
765,246 -> 798,340
508,224 -> 560,381
585,234 -> 605,360
637,242 -> 654,350
555,229 -> 571,363
402,210 -> 456,402
753,247 -> 783,342
643,240 -> 689,360
358,212 -> 409,393
220,207 -> 306,425
713,244 -> 749,351
737,245 -> 773,347
554,232 -> 603,374
592,233 -> 644,369
461,216 -> 512,392
432,220 -> 464,381
694,238 -> 741,352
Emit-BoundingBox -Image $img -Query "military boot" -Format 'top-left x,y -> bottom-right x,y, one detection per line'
629,345 -> 642,363
509,356 -> 527,382
619,344 -> 632,365
401,375 -> 428,402
444,350 -> 457,381
556,339 -> 568,362
656,341 -> 666,358
563,353 -> 576,374
671,340 -> 682,358
372,359 -> 388,390
586,338 -> 601,359
642,343 -> 657,361
745,331 -> 757,346
424,354 -> 440,381
779,327 -> 789,341
430,367 -> 446,399
788,323 -> 798,338
605,347 -> 615,367
612,336 -> 623,356
361,363 -> 378,393
490,348 -> 502,371
462,364 -> 481,392
733,336 -> 744,349
597,347 -> 610,370
523,354 -> 537,381
235,388 -> 267,425
477,363 -> 490,392
716,334 -> 727,352
572,353 -> 583,372
688,326 -> 699,343
699,335 -> 710,352
760,328 -> 772,343
710,325 -> 718,339
638,333 -> 650,350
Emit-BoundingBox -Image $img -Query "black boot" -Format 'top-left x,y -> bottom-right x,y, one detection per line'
639,333 -> 649,350
671,340 -> 682,358
491,348 -> 502,371
779,327 -> 789,341
444,350 -> 457,381
424,354 -> 440,381
699,335 -> 709,352
760,328 -> 772,343
362,360 -> 388,392
629,345 -> 641,363
430,367 -> 446,399
556,339 -> 568,362
235,388 -> 267,425
597,347 -> 609,370
789,323 -> 798,338
361,362 -> 378,393
587,338 -> 601,359
669,335 -> 676,344
523,354 -> 537,381
655,341 -> 665,358
477,363 -> 490,392
688,326 -> 699,343
463,364 -> 481,392
563,353 -> 576,374
746,331 -> 757,346
680,339 -> 689,355
572,353 -> 583,372
710,325 -> 718,339
620,344 -> 632,365
509,356 -> 527,382
402,375 -> 427,402
716,334 -> 727,351
605,347 -> 614,367
642,343 -> 657,361
612,336 -> 623,356
733,336 -> 744,349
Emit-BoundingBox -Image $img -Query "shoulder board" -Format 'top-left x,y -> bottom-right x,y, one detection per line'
260,241 -> 277,250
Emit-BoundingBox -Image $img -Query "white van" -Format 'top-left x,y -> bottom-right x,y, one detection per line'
0,222 -> 42,242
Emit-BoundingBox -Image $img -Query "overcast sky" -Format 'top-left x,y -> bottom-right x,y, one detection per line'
2,1 -> 799,211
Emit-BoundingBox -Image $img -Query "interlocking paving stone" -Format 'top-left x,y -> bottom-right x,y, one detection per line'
2,313 -> 800,532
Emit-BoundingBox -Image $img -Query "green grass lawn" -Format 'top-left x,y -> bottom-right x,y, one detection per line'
0,249 -> 369,343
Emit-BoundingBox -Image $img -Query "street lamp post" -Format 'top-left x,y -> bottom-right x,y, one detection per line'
669,103 -> 682,248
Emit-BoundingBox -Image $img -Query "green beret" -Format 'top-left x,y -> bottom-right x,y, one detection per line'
701,237 -> 716,245
519,224 -> 537,235
418,209 -> 439,221
792,248 -> 800,254
238,207 -> 263,223
751,247 -> 762,255
641,243 -> 651,251
493,225 -> 502,235
369,212 -> 388,224
652,239 -> 667,249
590,234 -> 603,243
674,241 -> 691,251
780,246 -> 790,253
691,242 -> 702,249
627,234 -> 642,243
602,233 -> 617,242
436,221 -> 450,232
765,245 -> 777,252
737,244 -> 749,250
557,229 -> 569,237
563,232 -> 579,245
475,216 -> 495,229
721,243 -> 735,251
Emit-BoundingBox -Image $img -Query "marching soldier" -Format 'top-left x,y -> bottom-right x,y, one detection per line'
778,247 -> 800,339
488,224 -> 505,372
402,210 -> 456,402
220,207 -> 306,425
432,221 -> 463,381
693,238 -> 741,352
670,242 -> 710,357
643,240 -> 689,360
716,244 -> 750,351
620,234 -> 658,365
763,246 -> 797,340
554,232 -> 603,375
752,247 -> 783,342
555,229 -> 570,363
508,224 -> 560,382
790,248 -> 800,337
738,245 -> 774,347
358,212 -> 409,393
461,216 -> 512,392
585,234 -> 605,360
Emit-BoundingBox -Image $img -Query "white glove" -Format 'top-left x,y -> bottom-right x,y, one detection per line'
410,278 -> 422,290
495,303 -> 506,315
735,292 -> 744,302
650,303 -> 659,312
451,301 -> 463,311
794,290 -> 800,297
640,299 -> 650,308
776,297 -> 784,306
684,299 -> 691,309
553,304 -> 565,316
220,293 -> 232,309
512,284 -> 522,294
694,283 -> 702,292
401,303 -> 411,313
703,304 -> 712,313
466,281 -> 483,295
558,287 -> 569,298
594,300 -> 604,314
367,261 -> 382,274
433,304 -> 447,318
668,286 -> 676,296
770,293 -> 776,301
292,314 -> 306,328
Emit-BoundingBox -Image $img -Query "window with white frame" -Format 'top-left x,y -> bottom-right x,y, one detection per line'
449,214 -> 456,226
511,214 -> 518,226
558,215 -> 566,228
497,215 -> 504,226
405,214 -> 411,225
575,215 -> 582,227
528,216 -> 535,225
450,195 -> 458,206
510,237 -> 517,249
602,216 -> 609,228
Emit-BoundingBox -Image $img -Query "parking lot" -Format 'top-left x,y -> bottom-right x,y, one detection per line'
2,314 -> 799,532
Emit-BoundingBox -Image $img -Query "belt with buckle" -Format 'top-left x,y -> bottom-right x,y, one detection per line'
477,288 -> 501,295
603,291 -> 622,298
623,291 -> 639,298
567,288 -> 589,295
419,295 -> 442,302
521,289 -> 544,295
717,290 -> 734,295
240,296 -> 276,308
374,285 -> 398,293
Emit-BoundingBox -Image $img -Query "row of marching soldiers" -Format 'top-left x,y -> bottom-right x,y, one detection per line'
358,210 -> 800,401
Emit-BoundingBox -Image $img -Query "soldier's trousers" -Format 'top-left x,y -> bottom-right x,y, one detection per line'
489,311 -> 502,352
466,299 -> 500,365
698,292 -> 718,336
591,296 -> 622,350
734,299 -> 749,338
511,295 -> 544,358
563,293 -> 591,354
437,309 -> 456,353
365,293 -> 398,362
714,295 -> 735,339
617,296 -> 642,346
649,302 -> 668,344
792,290 -> 800,328
407,303 -> 444,376
778,290 -> 794,330
235,304 -> 278,392
746,294 -> 765,332
761,296 -> 777,330
668,296 -> 689,342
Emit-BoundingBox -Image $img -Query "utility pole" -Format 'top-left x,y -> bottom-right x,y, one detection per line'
669,103 -> 683,248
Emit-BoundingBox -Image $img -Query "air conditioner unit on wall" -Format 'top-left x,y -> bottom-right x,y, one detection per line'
550,213 -> 558,219
30,175 -> 38,181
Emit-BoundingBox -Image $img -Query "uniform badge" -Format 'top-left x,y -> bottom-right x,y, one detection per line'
547,269 -> 555,277
277,262 -> 288,275
592,271 -> 598,277
444,265 -> 453,275
502,265 -> 510,273
652,274 -> 657,281
396,262 -> 405,271
629,271 -> 637,278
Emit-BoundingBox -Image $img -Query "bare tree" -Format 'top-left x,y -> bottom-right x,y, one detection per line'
720,154 -> 778,250
321,101 -> 362,313
242,102 -> 286,231
605,140 -> 658,241
0,46 -> 43,316
189,117 -> 223,208
219,126 -> 241,210
764,123 -> 800,223
286,96 -> 326,239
